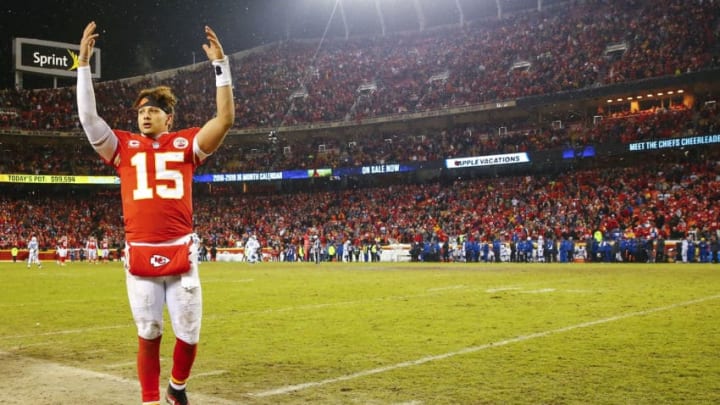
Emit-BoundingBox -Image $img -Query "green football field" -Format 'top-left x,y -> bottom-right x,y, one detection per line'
1,260 -> 719,404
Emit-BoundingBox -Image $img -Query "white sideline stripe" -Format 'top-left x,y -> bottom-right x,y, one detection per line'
0,324 -> 127,340
249,294 -> 720,398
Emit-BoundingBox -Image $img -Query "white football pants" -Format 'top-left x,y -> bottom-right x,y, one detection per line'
124,235 -> 202,344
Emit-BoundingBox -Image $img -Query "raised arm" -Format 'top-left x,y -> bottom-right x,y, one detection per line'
195,26 -> 235,155
76,21 -> 117,162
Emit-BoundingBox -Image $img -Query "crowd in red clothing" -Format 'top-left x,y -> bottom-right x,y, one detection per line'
0,99 -> 717,178
191,152 -> 720,251
0,0 -> 717,133
0,190 -> 121,252
0,148 -> 717,256
0,0 -> 718,256
198,101 -> 719,175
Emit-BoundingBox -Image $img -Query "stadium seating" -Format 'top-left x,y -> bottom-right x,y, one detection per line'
0,0 -> 718,259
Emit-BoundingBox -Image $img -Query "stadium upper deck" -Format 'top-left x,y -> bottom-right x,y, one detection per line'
0,0 -> 717,137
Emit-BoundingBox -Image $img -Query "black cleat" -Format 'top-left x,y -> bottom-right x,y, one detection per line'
165,385 -> 189,405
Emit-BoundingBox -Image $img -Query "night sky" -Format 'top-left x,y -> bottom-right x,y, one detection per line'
0,0 -> 294,89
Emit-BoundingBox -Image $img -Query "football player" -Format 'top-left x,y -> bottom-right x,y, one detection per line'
76,21 -> 234,405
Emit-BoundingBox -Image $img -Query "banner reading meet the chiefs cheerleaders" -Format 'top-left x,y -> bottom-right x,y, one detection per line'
445,152 -> 530,169
628,134 -> 720,152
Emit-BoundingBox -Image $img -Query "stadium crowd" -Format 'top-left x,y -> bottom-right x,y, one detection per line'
196,100 -> 719,174
0,150 -> 718,264
0,0 -> 717,132
0,0 -> 718,264
0,99 -> 717,178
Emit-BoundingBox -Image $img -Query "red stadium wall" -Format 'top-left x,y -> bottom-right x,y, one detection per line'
0,244 -> 686,263
1,250 -> 61,261
0,248 -> 249,262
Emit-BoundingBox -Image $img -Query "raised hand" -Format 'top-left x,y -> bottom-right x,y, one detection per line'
202,26 -> 225,62
79,21 -> 99,66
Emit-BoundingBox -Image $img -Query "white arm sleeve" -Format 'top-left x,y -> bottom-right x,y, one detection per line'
76,66 -> 117,162
193,137 -> 211,162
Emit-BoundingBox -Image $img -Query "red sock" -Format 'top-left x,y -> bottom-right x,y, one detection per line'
171,338 -> 197,386
137,336 -> 162,403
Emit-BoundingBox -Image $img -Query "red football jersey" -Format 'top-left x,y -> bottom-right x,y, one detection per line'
109,128 -> 202,243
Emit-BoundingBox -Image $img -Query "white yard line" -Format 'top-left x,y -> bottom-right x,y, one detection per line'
248,294 -> 720,398
485,286 -> 522,293
520,288 -> 556,294
0,350 -> 237,405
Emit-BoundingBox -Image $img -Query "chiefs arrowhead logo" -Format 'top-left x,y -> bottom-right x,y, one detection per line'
150,254 -> 171,267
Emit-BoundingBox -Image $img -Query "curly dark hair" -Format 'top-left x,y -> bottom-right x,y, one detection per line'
132,85 -> 177,115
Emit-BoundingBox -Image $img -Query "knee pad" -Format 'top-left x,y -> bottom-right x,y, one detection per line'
136,319 -> 163,340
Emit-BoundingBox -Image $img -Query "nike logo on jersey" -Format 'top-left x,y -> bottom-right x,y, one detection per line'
150,254 -> 171,267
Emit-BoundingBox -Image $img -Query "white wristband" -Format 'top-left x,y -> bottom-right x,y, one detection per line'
212,56 -> 231,87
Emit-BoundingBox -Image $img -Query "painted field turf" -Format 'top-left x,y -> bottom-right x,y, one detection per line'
1,261 -> 718,404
